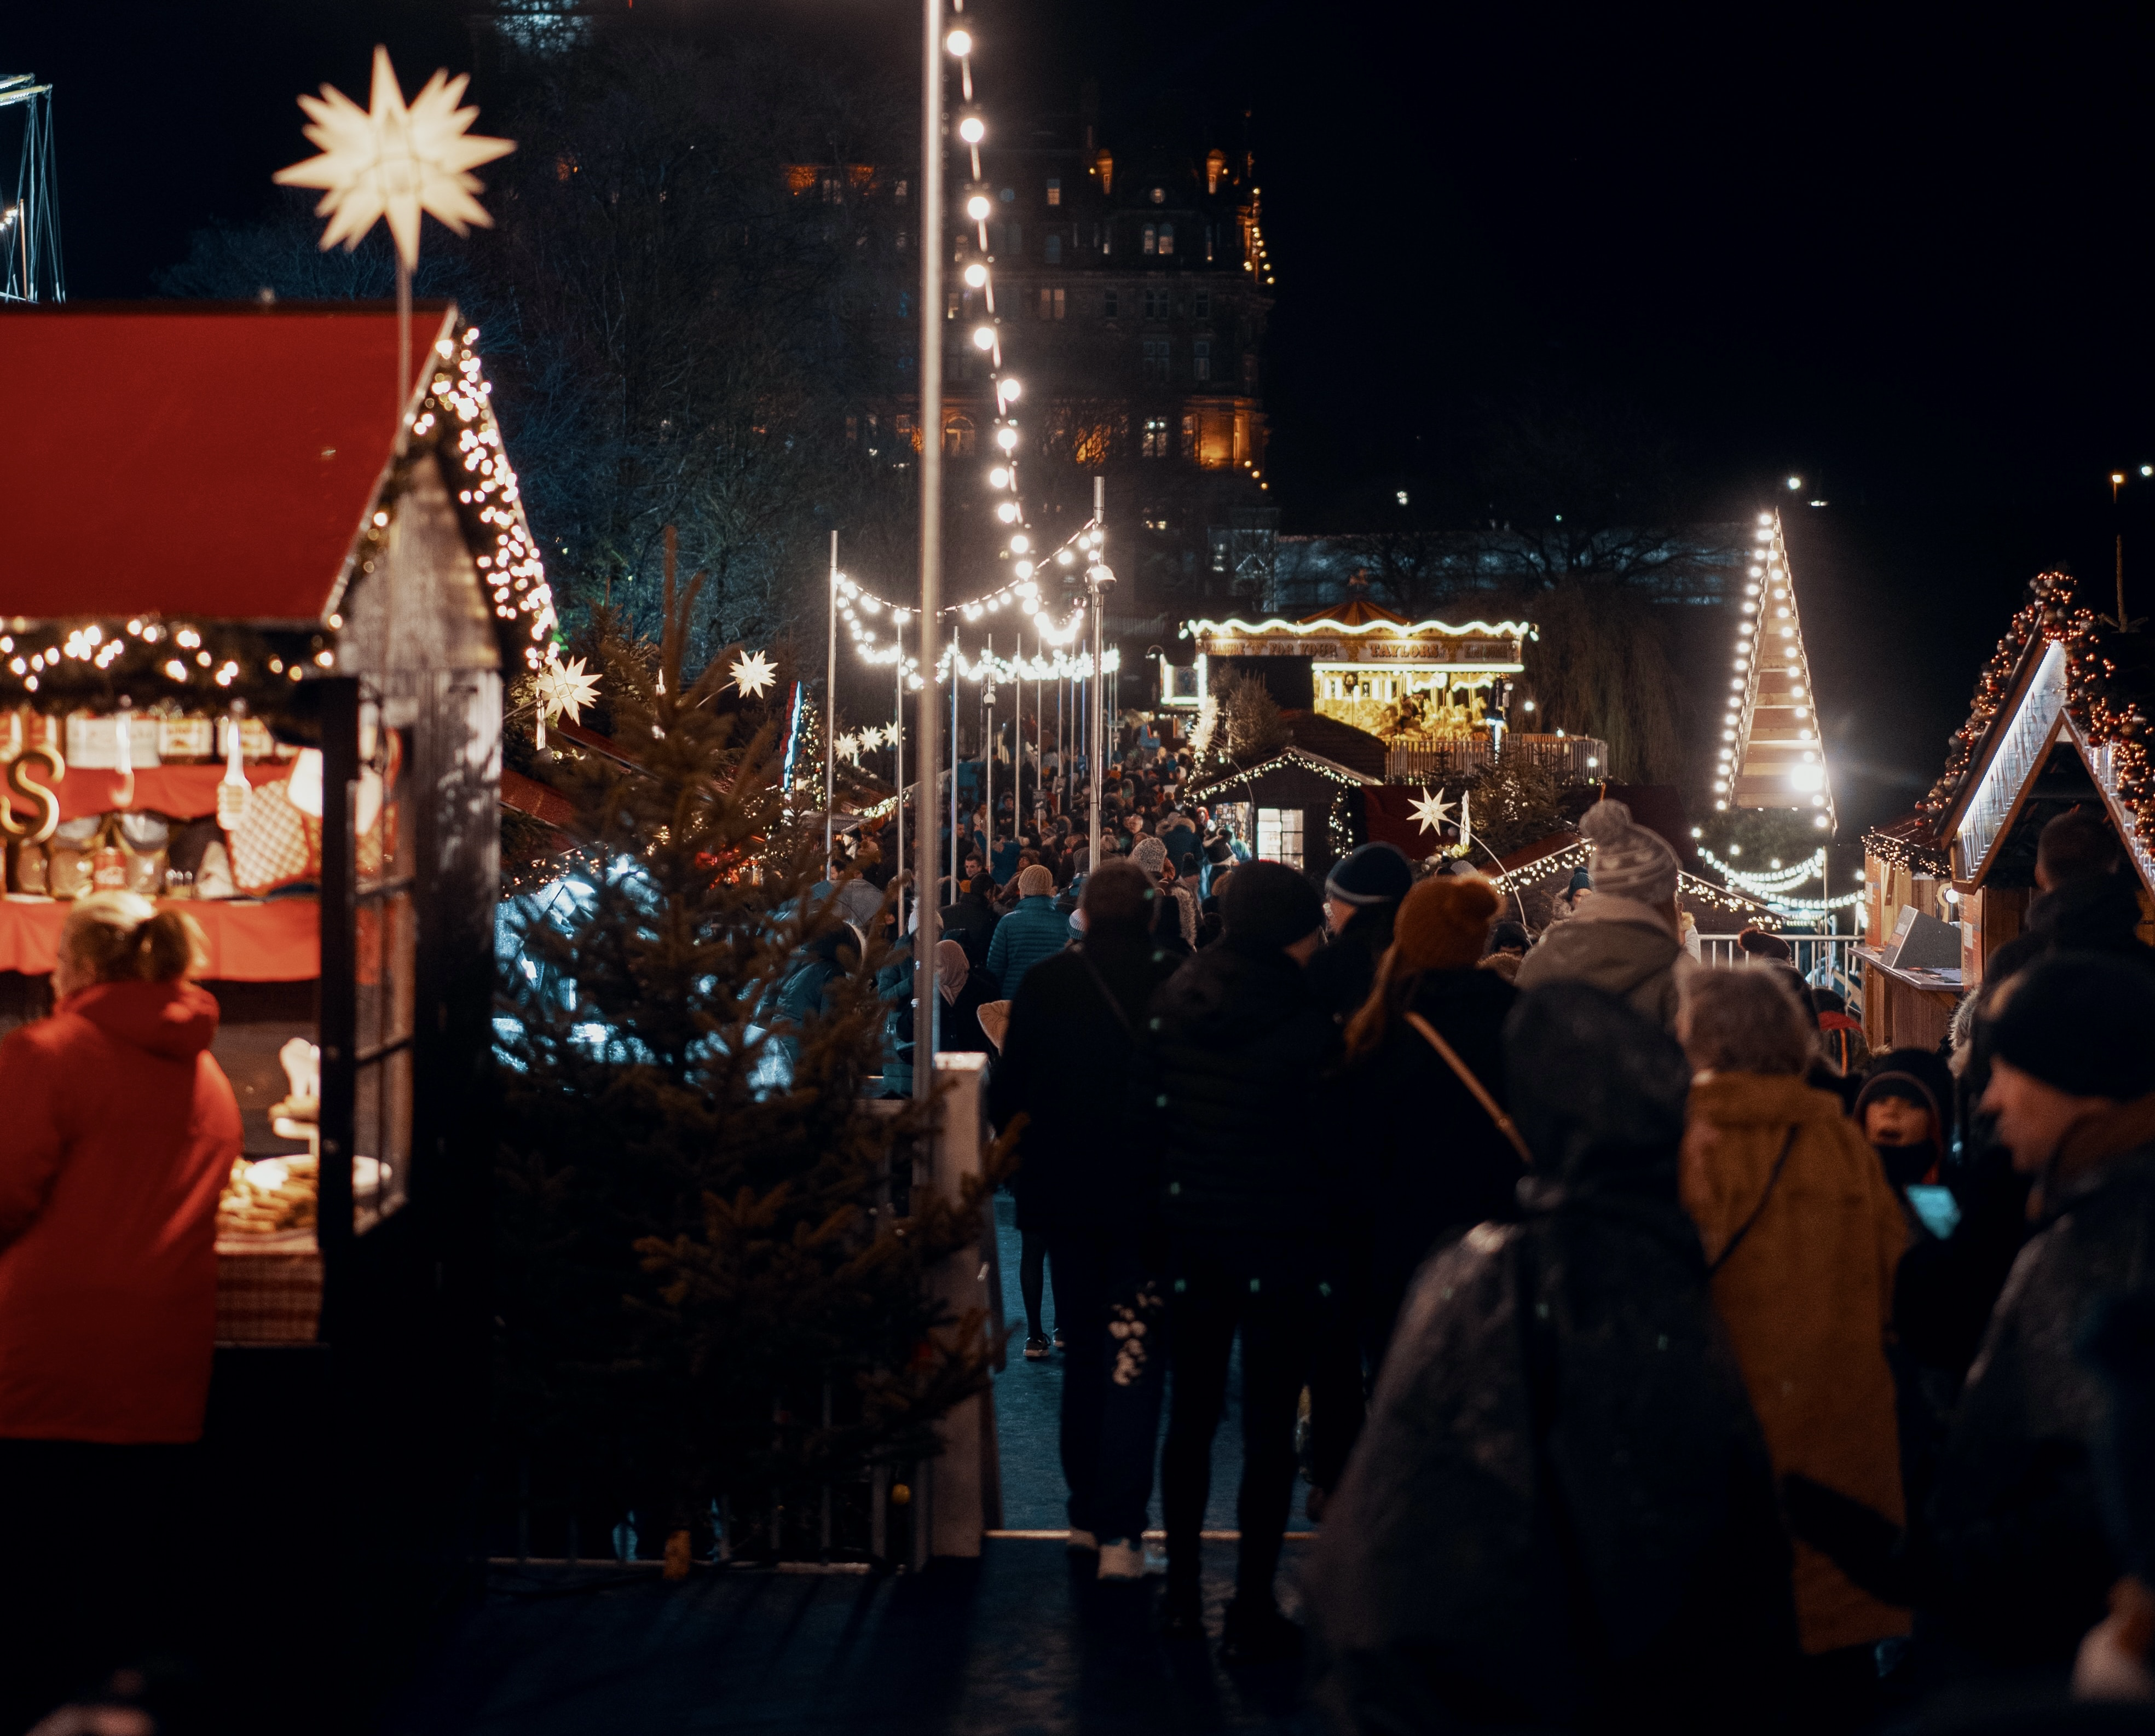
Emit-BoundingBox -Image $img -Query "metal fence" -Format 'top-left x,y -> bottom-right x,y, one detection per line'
1696,933 -> 1863,1014
1385,734 -> 1609,784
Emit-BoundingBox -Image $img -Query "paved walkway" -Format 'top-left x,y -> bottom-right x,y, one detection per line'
377,1541 -> 1319,1734
991,1193 -> 1258,1534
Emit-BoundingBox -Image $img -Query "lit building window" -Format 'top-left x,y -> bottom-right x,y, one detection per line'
1257,807 -> 1303,869
1142,224 -> 1157,255
1142,416 -> 1169,457
1205,149 -> 1226,195
1038,287 -> 1065,320
1181,412 -> 1198,452
1046,178 -> 1061,206
944,415 -> 975,456
1157,223 -> 1175,256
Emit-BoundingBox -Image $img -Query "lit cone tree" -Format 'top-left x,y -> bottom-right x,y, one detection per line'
495,564 -> 1002,1563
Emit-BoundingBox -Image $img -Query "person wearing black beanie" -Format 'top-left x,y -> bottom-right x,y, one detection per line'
1927,952 -> 2155,1673
1305,843 -> 1414,1022
1143,856 -> 1338,1658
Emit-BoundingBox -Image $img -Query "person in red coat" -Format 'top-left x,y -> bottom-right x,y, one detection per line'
0,890 -> 241,1723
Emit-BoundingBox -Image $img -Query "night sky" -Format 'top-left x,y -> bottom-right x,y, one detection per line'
11,2 -> 2155,834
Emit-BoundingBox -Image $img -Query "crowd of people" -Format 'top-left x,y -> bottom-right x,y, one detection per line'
817,763 -> 2155,1732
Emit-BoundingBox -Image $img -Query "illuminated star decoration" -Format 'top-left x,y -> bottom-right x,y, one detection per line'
535,655 -> 598,727
729,650 -> 777,699
273,45 -> 515,271
1408,786 -> 1455,837
835,732 -> 859,761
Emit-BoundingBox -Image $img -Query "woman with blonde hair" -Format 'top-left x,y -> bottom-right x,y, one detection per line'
0,891 -> 239,1722
1676,966 -> 1909,1724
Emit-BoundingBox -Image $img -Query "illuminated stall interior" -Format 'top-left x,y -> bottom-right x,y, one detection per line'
1861,572 -> 2155,1048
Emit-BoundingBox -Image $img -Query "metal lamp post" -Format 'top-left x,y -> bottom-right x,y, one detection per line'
912,0 -> 944,1110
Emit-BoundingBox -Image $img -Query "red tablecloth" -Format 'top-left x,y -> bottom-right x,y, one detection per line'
0,896 -> 319,980
3,762 -> 290,826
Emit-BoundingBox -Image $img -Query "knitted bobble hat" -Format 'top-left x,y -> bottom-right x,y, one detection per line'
1576,799 -> 1679,905
1391,875 -> 1503,973
1016,863 -> 1055,898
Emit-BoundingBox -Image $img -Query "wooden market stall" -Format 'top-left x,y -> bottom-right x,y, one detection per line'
1859,572 -> 2155,1049
1188,745 -> 1375,884
0,300 -> 544,1715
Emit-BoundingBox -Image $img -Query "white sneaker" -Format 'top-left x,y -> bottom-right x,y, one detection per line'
1066,1528 -> 1098,1552
1097,1539 -> 1143,1581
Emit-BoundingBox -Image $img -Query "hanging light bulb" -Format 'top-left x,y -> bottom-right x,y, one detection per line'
945,28 -> 973,54
999,378 -> 1021,402
996,426 -> 1018,451
972,325 -> 995,350
1017,562 -> 1036,580
989,465 -> 1010,488
958,115 -> 985,144
1010,534 -> 1030,553
996,501 -> 1020,523
967,194 -> 991,222
963,262 -> 987,288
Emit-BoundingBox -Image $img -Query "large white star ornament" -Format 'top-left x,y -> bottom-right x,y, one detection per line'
729,650 -> 777,699
1409,786 -> 1455,837
835,733 -> 859,761
535,655 -> 599,726
274,45 -> 515,270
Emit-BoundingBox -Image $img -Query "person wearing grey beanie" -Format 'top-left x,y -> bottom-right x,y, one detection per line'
1513,800 -> 1689,1031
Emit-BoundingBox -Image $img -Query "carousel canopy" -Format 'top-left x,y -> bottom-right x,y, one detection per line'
0,302 -> 447,624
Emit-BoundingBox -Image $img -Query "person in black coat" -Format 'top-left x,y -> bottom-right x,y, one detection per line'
988,863 -> 1181,1577
1304,843 -> 1414,1022
1332,873 -> 1522,1369
1146,862 -> 1341,1657
1308,981 -> 1798,1734
938,873 -> 1002,970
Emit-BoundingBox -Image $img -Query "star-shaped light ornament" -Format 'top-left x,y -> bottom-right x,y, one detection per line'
835,733 -> 859,762
1408,786 -> 1455,837
729,650 -> 777,699
274,47 -> 515,271
530,653 -> 598,749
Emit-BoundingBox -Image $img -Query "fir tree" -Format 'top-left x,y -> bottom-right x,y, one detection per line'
495,569 -> 1002,1559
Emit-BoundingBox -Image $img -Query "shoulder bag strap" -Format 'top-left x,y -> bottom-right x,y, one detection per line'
1077,951 -> 1139,1039
1405,1010 -> 1535,1167
1706,1122 -> 1801,1278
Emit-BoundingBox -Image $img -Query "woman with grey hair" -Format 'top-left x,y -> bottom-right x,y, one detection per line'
1676,967 -> 1911,1725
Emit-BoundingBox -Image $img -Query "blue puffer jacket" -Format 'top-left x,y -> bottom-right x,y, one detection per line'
985,894 -> 1070,999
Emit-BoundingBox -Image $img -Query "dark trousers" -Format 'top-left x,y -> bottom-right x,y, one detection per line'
1305,1278 -> 1366,1497
1162,1252 -> 1316,1607
0,1438 -> 204,1731
1047,1228 -> 1166,1544
1020,1229 -> 1051,1340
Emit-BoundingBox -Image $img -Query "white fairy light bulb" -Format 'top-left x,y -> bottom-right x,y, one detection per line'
946,28 -> 973,55
1000,378 -> 1021,402
958,117 -> 985,144
989,465 -> 1010,488
1056,549 -> 1075,566
997,501 -> 1020,523
964,263 -> 988,288
996,426 -> 1018,451
972,325 -> 995,350
1010,534 -> 1030,553
1016,562 -> 1036,580
967,194 -> 991,221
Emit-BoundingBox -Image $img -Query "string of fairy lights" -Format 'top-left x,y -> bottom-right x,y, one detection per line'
1713,511 -> 1831,831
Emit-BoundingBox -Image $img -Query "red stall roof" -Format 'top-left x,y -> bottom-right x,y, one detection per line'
0,302 -> 454,624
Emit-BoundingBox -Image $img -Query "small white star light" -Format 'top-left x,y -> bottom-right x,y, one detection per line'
729,650 -> 777,699
273,46 -> 515,272
1409,786 -> 1454,837
531,654 -> 598,748
835,732 -> 860,762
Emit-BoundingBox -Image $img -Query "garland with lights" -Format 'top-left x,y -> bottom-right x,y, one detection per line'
1870,571 -> 2155,873
0,323 -> 563,718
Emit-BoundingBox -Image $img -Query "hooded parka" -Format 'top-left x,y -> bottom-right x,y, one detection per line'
0,980 -> 241,1443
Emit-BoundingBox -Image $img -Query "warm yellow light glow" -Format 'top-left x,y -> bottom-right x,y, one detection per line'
945,28 -> 972,55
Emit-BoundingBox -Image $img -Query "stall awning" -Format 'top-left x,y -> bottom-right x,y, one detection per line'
0,302 -> 453,623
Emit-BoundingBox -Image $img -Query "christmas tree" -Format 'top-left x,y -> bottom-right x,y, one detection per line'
494,567 -> 1002,1562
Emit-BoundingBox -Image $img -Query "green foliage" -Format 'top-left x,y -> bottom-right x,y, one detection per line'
1205,667 -> 1289,771
1464,739 -> 1565,860
1516,577 -> 1683,783
494,582 -> 1001,1544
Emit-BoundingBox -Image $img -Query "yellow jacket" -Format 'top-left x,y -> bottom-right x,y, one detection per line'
1681,1070 -> 1911,1654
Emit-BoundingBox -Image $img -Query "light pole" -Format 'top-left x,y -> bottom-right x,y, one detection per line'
1087,474 -> 1110,870
913,0 -> 944,1106
825,530 -> 837,865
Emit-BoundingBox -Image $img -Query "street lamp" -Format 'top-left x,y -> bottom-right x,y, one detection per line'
911,0 -> 949,1113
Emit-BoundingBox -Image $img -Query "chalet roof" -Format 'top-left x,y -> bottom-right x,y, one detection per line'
1865,573 -> 2155,890
1186,743 -> 1377,798
0,302 -> 452,624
